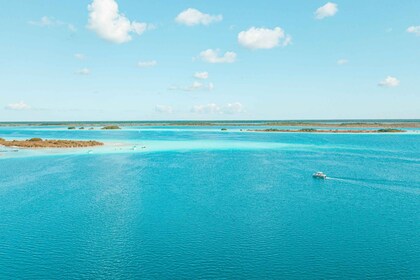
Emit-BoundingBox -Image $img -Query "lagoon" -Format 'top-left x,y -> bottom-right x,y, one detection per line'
0,125 -> 419,278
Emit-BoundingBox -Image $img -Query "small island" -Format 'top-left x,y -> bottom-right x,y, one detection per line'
101,125 -> 121,130
248,128 -> 406,133
0,138 -> 103,148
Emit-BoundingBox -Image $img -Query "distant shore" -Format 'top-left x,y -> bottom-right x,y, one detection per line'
0,138 -> 103,148
0,120 -> 419,128
248,128 -> 406,134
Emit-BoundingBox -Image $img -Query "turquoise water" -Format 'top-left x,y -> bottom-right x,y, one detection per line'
1,126 -> 419,278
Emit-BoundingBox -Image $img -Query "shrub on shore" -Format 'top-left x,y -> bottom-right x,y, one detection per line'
102,125 -> 121,130
298,128 -> 317,132
260,128 -> 283,132
377,128 -> 404,133
68,126 -> 76,130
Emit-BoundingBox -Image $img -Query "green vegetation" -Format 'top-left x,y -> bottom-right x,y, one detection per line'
68,126 -> 76,130
102,125 -> 121,130
79,127 -> 85,130
259,128 -> 283,132
377,128 -> 405,133
0,138 -> 103,148
298,128 -> 317,132
338,122 -> 380,126
221,128 -> 228,131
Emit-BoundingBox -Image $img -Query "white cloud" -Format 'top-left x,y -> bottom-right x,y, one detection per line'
74,53 -> 86,60
378,76 -> 400,88
407,26 -> 420,36
199,49 -> 236,63
138,60 -> 157,67
238,27 -> 291,49
194,71 -> 209,79
29,16 -> 55,26
337,59 -> 348,65
87,0 -> 151,43
191,103 -> 220,114
5,101 -> 31,111
155,105 -> 173,114
169,81 -> 214,92
315,2 -> 338,19
191,102 -> 245,114
175,8 -> 222,26
68,24 -> 77,32
223,102 -> 246,114
29,16 -> 76,32
75,68 -> 91,75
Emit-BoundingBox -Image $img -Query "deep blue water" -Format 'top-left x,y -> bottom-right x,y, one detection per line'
0,126 -> 419,279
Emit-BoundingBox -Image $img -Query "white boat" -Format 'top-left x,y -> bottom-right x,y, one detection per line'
312,172 -> 327,179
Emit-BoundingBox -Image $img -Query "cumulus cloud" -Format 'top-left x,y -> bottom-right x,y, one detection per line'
199,49 -> 236,63
155,105 -> 173,114
378,76 -> 400,88
138,60 -> 157,67
29,16 -> 76,32
169,81 -> 214,92
238,27 -> 291,49
407,26 -> 420,36
337,59 -> 348,65
5,101 -> 31,111
74,53 -> 86,60
75,68 -> 91,75
87,0 -> 151,43
191,102 -> 245,114
315,2 -> 338,19
194,71 -> 209,79
175,8 -> 222,26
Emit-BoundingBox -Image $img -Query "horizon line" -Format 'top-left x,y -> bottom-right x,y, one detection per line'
1,118 -> 420,124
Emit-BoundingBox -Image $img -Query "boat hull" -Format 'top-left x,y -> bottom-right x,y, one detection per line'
312,174 -> 327,179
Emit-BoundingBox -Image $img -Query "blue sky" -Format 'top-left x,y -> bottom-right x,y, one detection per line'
0,0 -> 419,121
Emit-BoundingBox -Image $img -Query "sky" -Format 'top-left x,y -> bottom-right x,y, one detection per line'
0,0 -> 419,121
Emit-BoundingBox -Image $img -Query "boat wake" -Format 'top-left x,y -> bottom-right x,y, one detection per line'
325,177 -> 347,181
325,177 -> 420,196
